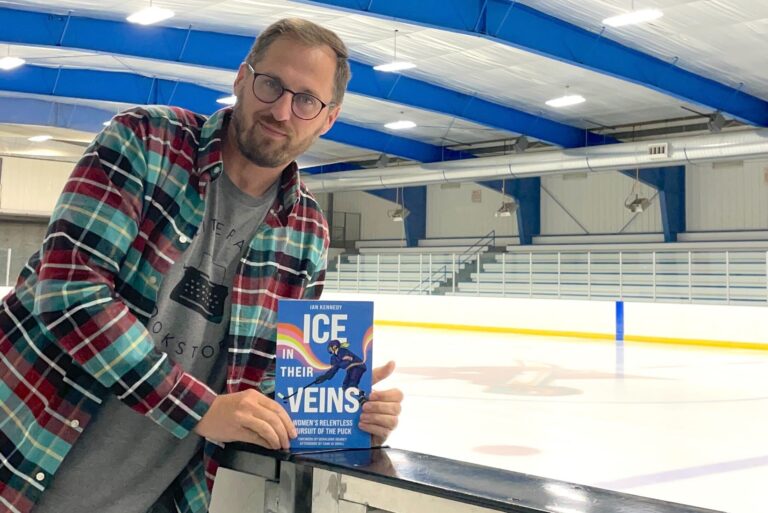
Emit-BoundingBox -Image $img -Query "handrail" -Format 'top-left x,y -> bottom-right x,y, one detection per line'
457,229 -> 495,266
404,230 -> 496,294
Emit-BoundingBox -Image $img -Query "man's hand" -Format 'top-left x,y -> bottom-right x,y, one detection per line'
359,361 -> 403,446
194,390 -> 297,450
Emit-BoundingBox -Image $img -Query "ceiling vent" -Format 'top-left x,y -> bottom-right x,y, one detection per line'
647,142 -> 669,160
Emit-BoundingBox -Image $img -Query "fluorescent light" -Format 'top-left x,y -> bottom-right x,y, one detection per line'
373,61 -> 417,72
28,135 -> 53,142
127,6 -> 175,25
545,94 -> 586,108
603,9 -> 663,27
216,95 -> 237,106
384,120 -> 416,130
0,56 -> 26,71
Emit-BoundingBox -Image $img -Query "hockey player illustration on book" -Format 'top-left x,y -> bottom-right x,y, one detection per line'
278,339 -> 369,405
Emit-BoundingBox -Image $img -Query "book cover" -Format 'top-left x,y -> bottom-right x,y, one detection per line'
276,299 -> 374,450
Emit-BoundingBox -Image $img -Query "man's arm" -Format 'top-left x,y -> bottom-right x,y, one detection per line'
33,109 -> 215,439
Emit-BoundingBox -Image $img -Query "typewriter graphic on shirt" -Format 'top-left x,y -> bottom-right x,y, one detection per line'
171,255 -> 229,324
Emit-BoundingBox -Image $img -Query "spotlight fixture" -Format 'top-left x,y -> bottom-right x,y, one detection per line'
388,207 -> 409,222
625,195 -> 652,213
603,8 -> 663,27
388,188 -> 409,222
624,168 -> 651,213
216,95 -> 237,106
494,201 -> 518,218
373,29 -> 416,73
375,153 -> 390,168
127,3 -> 175,25
494,178 -> 518,218
0,56 -> 25,71
513,135 -> 530,154
707,111 -> 726,133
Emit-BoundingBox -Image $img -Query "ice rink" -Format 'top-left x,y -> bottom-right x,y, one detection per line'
376,325 -> 767,513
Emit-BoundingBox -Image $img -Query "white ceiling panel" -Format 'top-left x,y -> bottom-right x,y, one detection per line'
521,0 -> 768,99
0,0 -> 765,167
340,95 -> 518,147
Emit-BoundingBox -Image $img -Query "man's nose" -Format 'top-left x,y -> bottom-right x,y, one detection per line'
269,93 -> 293,122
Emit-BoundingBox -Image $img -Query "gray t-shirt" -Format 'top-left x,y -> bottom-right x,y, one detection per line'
34,172 -> 278,513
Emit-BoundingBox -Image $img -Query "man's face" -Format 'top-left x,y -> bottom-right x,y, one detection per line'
230,36 -> 341,169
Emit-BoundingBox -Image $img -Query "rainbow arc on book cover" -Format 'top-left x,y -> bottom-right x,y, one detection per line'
276,299 -> 374,450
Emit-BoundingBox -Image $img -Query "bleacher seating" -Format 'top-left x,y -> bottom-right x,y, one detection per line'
327,232 -> 768,305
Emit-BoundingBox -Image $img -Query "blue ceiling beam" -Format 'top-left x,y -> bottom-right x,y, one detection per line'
0,6 -> 610,147
0,97 -> 114,133
0,65 -> 457,162
302,0 -> 768,127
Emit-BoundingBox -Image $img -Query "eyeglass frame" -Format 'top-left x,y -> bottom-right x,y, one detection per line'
245,63 -> 336,120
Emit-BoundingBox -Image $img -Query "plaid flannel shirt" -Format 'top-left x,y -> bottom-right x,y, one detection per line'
0,105 -> 329,513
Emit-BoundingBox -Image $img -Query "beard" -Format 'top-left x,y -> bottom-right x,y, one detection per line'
230,102 -> 324,169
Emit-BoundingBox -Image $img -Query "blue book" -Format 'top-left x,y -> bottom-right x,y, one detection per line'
276,299 -> 374,450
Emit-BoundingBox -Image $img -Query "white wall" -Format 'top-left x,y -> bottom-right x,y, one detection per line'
0,156 -> 71,215
324,292 -> 768,349
426,183 -> 519,238
331,190 -> 405,241
686,158 -> 768,231
541,171 -> 662,235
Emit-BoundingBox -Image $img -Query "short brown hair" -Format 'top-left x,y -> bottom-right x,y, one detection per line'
246,18 -> 351,105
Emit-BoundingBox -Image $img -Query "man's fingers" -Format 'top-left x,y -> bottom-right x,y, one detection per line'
238,417 -> 281,449
260,408 -> 291,449
368,388 -> 404,404
359,412 -> 399,430
372,361 -> 396,385
358,421 -> 391,440
362,399 -> 402,416
265,398 -> 298,439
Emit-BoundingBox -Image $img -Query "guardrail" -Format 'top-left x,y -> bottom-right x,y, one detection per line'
325,248 -> 768,305
211,444 -> 723,513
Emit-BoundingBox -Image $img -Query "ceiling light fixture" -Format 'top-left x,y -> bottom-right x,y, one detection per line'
127,2 -> 175,25
216,95 -> 237,106
624,168 -> 652,213
388,188 -> 409,222
545,93 -> 586,108
384,119 -> 416,130
603,8 -> 663,27
494,201 -> 518,217
0,56 -> 25,71
28,135 -> 53,142
494,179 -> 519,217
373,29 -> 416,73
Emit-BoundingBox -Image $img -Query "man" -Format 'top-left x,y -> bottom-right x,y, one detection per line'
0,18 -> 403,513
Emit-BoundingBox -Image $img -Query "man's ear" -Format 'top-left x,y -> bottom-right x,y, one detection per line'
232,62 -> 248,93
319,104 -> 342,136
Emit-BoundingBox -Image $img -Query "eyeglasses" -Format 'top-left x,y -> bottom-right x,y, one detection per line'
246,63 -> 334,120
